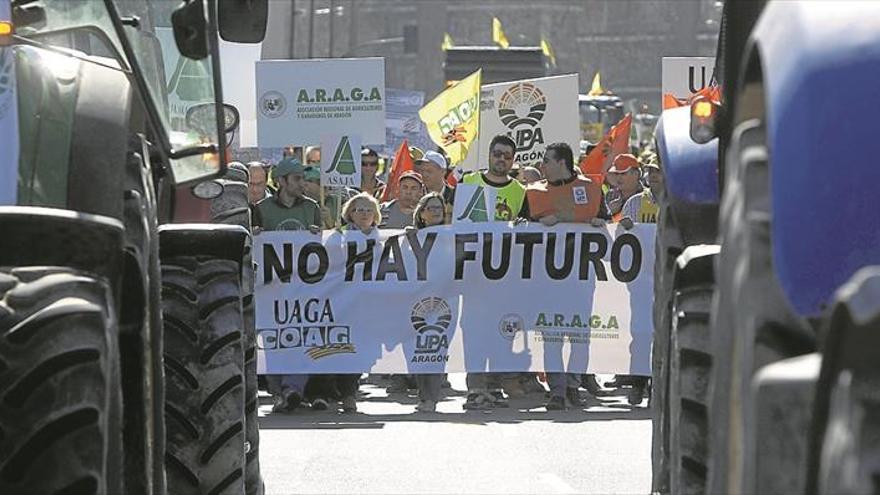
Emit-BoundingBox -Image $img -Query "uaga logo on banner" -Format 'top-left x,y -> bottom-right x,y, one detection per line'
256,298 -> 356,360
411,297 -> 453,362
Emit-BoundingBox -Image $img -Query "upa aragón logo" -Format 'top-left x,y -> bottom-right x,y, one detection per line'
498,82 -> 546,129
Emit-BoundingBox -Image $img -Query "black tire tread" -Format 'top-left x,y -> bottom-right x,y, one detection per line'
0,268 -> 119,494
162,256 -> 245,495
670,283 -> 713,495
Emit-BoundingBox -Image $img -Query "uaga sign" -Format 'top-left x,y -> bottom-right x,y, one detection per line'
255,223 -> 654,375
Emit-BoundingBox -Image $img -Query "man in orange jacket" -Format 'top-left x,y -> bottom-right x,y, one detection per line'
528,142 -> 608,410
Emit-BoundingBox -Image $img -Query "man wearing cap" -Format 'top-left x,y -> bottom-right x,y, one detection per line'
415,150 -> 455,222
256,158 -> 322,232
617,155 -> 662,406
359,147 -> 386,199
606,153 -> 644,221
379,170 -> 425,229
256,157 -> 322,413
620,155 -> 662,228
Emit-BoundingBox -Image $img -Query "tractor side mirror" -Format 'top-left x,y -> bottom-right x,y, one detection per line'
689,96 -> 721,144
171,0 -> 209,60
186,102 -> 240,136
218,0 -> 268,43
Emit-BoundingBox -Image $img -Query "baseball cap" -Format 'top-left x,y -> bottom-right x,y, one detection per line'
274,157 -> 304,178
303,166 -> 321,182
408,147 -> 425,162
608,154 -> 640,174
417,150 -> 447,170
398,170 -> 425,187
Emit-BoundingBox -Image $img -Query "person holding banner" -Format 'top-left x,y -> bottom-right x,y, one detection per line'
256,157 -> 323,413
460,135 -> 529,222
459,134 -> 530,410
528,142 -> 607,410
410,192 -> 450,413
605,154 -> 643,221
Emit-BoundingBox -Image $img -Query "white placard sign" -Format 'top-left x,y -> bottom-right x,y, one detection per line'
461,74 -> 580,171
256,58 -> 386,147
661,57 -> 717,102
320,134 -> 361,188
254,222 -> 655,376
451,184 -> 498,223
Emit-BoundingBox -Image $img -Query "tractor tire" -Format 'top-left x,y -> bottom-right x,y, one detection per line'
651,194 -> 682,494
162,257 -> 246,495
669,283 -> 713,495
708,118 -> 814,494
0,267 -> 122,495
810,267 -> 880,495
241,244 -> 263,495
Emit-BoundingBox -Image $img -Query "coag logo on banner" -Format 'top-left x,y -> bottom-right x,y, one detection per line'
498,82 -> 546,162
499,314 -> 524,341
410,297 -> 452,363
257,298 -> 356,359
260,90 -> 286,118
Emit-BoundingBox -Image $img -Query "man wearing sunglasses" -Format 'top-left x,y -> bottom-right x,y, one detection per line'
459,134 -> 530,410
460,134 -> 530,222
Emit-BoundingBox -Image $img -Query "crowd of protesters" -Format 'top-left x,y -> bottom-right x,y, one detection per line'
242,134 -> 661,414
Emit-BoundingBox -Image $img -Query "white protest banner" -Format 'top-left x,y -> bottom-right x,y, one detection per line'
461,74 -> 580,171
254,222 -> 654,376
451,184 -> 497,223
661,57 -> 716,103
0,1 -> 19,206
320,135 -> 361,188
256,58 -> 386,147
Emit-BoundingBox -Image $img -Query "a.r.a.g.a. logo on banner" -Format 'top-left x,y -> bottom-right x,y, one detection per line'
452,183 -> 497,223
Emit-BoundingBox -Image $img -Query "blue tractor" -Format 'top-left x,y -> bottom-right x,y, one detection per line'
652,2 -> 880,494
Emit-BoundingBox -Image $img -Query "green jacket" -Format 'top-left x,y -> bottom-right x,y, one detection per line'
256,195 -> 322,231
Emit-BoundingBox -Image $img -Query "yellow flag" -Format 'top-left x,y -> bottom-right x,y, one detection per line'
419,69 -> 482,165
492,17 -> 510,49
441,32 -> 455,51
540,36 -> 556,66
588,71 -> 604,96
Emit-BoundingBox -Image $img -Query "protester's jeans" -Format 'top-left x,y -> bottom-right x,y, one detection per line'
548,373 -> 580,399
416,374 -> 443,402
265,374 -> 308,398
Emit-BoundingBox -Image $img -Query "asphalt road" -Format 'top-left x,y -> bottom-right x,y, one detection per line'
257,375 -> 652,494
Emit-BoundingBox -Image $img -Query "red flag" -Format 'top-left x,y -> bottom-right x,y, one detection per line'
579,113 -> 632,179
382,139 -> 415,202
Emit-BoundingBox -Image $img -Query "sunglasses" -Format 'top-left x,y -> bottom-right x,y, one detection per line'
492,150 -> 514,160
362,160 -> 379,167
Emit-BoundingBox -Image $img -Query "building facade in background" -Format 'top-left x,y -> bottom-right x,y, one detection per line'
262,0 -> 721,113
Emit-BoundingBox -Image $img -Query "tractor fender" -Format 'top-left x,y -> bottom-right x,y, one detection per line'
750,3 -> 880,318
673,244 -> 720,289
0,205 -> 124,279
158,223 -> 249,266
